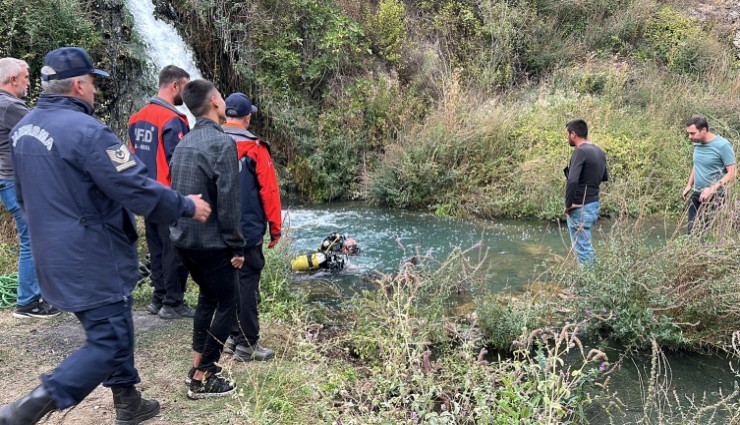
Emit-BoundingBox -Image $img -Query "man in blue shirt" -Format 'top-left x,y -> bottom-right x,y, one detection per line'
682,115 -> 737,233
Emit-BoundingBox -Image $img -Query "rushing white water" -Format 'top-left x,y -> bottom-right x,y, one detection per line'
125,0 -> 203,125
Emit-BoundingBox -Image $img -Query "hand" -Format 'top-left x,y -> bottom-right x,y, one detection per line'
231,256 -> 244,269
188,194 -> 211,223
682,185 -> 693,201
699,186 -> 715,202
268,234 -> 281,249
564,204 -> 582,216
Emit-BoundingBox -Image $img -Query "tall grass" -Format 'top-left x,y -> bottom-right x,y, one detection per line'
366,0 -> 739,219
477,189 -> 740,353
316,246 -> 610,423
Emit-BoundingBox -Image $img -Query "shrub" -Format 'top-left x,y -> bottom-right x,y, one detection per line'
332,244 -> 608,423
557,213 -> 740,351
371,0 -> 407,63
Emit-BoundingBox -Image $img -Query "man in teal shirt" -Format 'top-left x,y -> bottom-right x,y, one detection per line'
682,115 -> 737,233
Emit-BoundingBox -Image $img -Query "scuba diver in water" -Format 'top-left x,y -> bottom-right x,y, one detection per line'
291,233 -> 360,271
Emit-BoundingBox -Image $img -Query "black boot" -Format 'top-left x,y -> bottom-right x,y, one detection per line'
0,385 -> 56,425
111,386 -> 160,425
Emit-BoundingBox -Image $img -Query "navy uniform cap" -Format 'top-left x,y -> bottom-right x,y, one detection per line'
225,93 -> 258,118
41,47 -> 110,81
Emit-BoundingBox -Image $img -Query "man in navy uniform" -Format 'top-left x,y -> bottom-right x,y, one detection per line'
0,47 -> 210,425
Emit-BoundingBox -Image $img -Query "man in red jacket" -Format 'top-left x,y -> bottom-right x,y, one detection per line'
222,92 -> 281,361
128,65 -> 193,319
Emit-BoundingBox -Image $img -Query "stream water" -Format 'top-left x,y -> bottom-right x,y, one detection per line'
284,202 -> 575,296
285,203 -> 737,424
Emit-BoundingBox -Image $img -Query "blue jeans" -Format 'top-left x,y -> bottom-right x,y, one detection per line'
0,179 -> 41,306
566,201 -> 600,264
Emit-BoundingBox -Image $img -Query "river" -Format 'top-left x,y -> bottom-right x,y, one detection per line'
286,202 -> 579,293
285,203 -> 737,424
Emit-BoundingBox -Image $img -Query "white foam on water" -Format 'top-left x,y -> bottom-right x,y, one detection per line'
125,0 -> 203,126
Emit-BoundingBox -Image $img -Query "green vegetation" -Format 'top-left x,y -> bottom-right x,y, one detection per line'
0,0 -> 100,101
477,194 -> 740,353
3,205 -> 740,423
0,0 -> 100,71
168,0 -> 738,219
3,0 -> 737,217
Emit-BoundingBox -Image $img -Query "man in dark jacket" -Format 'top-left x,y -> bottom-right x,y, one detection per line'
0,57 -> 60,319
0,47 -> 211,425
563,119 -> 608,265
170,79 -> 245,399
128,65 -> 193,320
221,92 -> 281,362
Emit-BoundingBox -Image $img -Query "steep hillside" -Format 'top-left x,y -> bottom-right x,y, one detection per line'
2,0 -> 738,218
164,0 -> 739,218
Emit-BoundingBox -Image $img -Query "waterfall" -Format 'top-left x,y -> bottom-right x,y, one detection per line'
125,0 -> 203,125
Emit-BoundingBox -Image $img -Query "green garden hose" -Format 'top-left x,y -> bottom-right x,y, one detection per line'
0,273 -> 18,309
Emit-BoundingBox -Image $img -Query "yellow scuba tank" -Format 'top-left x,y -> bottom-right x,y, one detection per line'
291,252 -> 327,271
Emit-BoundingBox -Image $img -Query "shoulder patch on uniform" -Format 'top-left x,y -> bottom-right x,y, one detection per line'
106,144 -> 137,172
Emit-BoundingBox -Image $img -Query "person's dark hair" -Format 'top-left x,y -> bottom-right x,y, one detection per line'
565,119 -> 588,139
158,65 -> 189,88
685,115 -> 709,131
183,80 -> 216,117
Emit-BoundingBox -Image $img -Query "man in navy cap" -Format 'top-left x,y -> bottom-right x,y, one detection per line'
0,47 -> 211,425
221,93 -> 281,362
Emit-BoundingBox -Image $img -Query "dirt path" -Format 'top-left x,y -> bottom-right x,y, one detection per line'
0,309 -> 189,425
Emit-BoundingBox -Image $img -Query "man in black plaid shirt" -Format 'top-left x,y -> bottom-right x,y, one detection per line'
169,79 -> 245,399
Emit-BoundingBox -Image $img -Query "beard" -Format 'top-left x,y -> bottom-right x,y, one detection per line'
173,94 -> 184,106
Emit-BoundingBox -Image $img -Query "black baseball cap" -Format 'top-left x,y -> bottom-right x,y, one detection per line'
41,47 -> 110,81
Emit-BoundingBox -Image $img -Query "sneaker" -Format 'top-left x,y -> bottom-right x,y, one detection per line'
158,303 -> 195,320
146,302 -> 161,315
187,374 -> 236,400
223,337 -> 237,355
232,343 -> 274,362
13,300 -> 62,319
184,365 -> 223,385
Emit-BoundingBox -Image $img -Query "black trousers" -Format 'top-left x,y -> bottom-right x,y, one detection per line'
687,191 -> 724,234
174,247 -> 237,373
230,244 -> 265,346
145,219 -> 188,307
